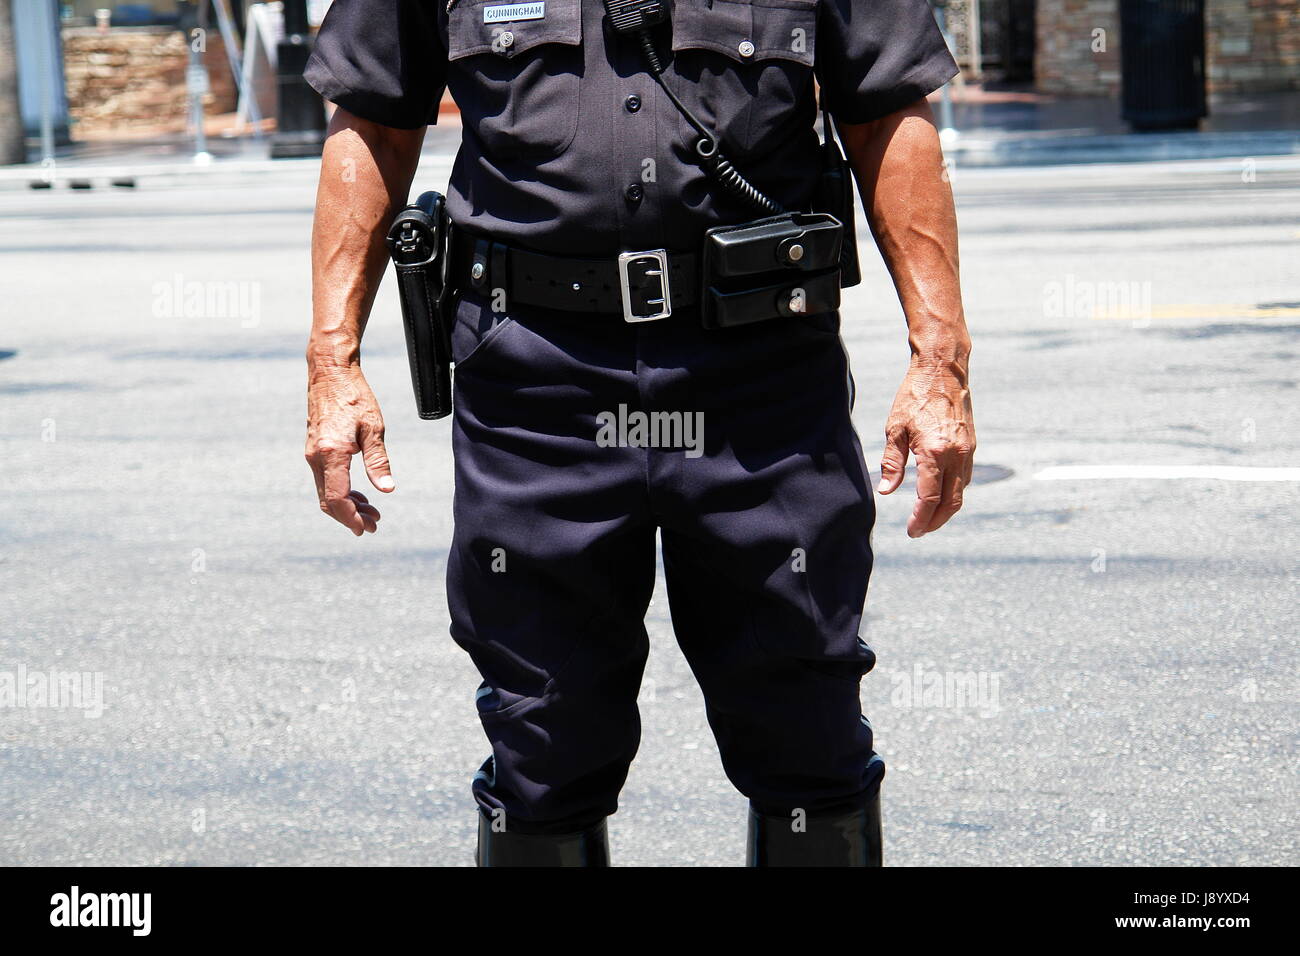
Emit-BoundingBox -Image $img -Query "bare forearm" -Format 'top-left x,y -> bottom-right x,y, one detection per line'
304,109 -> 424,536
308,109 -> 425,370
839,98 -> 974,536
839,99 -> 970,373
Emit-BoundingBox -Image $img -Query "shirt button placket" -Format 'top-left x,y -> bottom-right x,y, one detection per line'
622,85 -> 647,214
616,44 -> 654,243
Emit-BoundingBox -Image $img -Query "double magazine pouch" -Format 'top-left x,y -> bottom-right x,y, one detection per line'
699,108 -> 862,329
386,191 -> 453,420
701,212 -> 845,329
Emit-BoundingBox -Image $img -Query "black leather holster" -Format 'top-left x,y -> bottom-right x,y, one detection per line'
386,191 -> 453,420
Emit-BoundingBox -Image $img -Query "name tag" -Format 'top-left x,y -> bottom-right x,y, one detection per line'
483,2 -> 545,23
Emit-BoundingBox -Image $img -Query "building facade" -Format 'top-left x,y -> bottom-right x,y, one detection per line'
947,0 -> 1300,94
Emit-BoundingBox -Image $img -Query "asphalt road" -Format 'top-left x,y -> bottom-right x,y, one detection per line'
1,153 -> 1296,866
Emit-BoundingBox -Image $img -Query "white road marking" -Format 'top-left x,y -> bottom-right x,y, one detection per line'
1034,466 -> 1300,481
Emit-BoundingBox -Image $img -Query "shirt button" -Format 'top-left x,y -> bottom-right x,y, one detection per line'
738,39 -> 755,58
625,183 -> 644,203
499,31 -> 515,50
625,94 -> 642,113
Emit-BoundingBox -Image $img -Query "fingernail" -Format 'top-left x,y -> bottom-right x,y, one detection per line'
876,479 -> 889,493
377,476 -> 395,491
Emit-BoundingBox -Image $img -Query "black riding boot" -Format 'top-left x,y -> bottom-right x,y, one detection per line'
475,813 -> 611,867
746,792 -> 883,867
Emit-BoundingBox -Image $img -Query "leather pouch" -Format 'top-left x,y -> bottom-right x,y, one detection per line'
701,212 -> 843,329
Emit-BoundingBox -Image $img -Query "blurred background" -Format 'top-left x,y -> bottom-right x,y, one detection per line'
1,1 -> 1296,866
2,0 -> 1298,166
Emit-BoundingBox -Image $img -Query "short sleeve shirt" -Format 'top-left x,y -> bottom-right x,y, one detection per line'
306,0 -> 957,256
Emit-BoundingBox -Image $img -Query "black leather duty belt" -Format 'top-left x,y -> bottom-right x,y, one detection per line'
448,226 -> 699,323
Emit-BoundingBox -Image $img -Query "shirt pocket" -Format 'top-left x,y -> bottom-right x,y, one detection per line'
446,0 -> 584,162
670,0 -> 817,158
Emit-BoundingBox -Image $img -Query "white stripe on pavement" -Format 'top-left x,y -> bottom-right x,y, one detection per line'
1033,466 -> 1300,481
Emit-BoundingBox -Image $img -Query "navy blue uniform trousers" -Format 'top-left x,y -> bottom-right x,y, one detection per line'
447,288 -> 883,834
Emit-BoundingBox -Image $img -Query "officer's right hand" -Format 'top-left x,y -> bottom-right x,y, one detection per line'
305,365 -> 394,536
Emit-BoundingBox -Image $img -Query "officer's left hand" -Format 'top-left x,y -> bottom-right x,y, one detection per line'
305,365 -> 394,536
876,363 -> 975,537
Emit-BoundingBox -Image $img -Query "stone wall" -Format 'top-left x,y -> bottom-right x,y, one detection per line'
1206,0 -> 1300,92
62,26 -> 237,135
1035,0 -> 1122,95
1034,0 -> 1300,96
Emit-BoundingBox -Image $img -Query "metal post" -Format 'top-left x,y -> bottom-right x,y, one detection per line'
35,1 -> 55,180
187,39 -> 211,163
933,0 -> 958,144
178,0 -> 212,163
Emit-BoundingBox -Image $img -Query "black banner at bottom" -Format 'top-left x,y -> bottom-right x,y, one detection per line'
0,865 -> 1284,942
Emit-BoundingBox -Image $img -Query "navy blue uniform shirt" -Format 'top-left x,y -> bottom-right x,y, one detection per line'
306,0 -> 958,256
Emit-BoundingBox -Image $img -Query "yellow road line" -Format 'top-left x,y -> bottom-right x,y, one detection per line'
1091,305 -> 1300,320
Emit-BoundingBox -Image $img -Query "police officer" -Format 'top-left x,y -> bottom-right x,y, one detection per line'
303,0 -> 975,866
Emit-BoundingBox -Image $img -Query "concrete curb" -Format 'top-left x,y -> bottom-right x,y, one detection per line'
2,130 -> 1297,190
944,130 -> 1300,168
0,153 -> 456,192
0,156 -> 317,191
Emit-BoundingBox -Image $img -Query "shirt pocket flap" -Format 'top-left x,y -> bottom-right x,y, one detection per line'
671,0 -> 816,67
448,0 -> 582,60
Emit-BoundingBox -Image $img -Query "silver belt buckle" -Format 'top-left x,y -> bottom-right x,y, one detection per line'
617,249 -> 672,323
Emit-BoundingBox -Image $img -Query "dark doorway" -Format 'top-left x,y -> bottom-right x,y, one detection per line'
981,0 -> 1036,85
